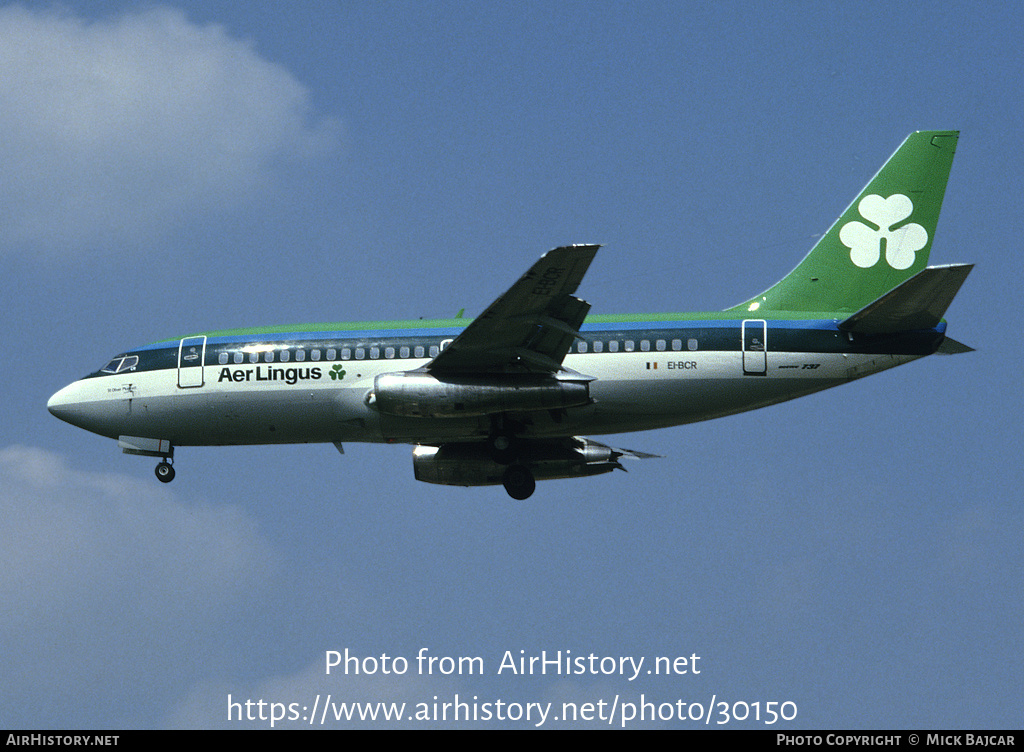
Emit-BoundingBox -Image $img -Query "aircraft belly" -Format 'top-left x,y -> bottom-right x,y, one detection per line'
360,351 -> 926,442
161,386 -> 381,446
570,350 -> 908,434
75,370 -> 381,445
379,413 -> 485,445
581,376 -> 837,433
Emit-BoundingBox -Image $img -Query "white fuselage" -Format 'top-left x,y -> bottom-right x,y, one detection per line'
47,330 -> 927,448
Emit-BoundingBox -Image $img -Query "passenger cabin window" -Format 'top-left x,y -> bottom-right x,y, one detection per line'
400,346 -> 410,358
609,341 -> 619,353
234,352 -> 244,364
429,345 -> 439,357
280,350 -> 290,362
385,347 -> 395,359
296,350 -> 306,362
672,339 -> 682,351
656,339 -> 666,351
341,348 -> 351,360
640,340 -> 650,352
593,341 -> 603,353
354,348 -> 364,360
311,350 -> 321,361
327,349 -> 337,360
415,346 -> 425,358
688,338 -> 698,351
249,352 -> 259,364
264,351 -> 274,363
370,346 -> 380,359
578,341 -> 588,353
218,352 -> 229,365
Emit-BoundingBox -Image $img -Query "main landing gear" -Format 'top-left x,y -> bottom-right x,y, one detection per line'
155,460 -> 175,483
488,423 -> 536,500
502,464 -> 535,500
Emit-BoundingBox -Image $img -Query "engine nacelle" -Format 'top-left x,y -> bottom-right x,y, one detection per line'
369,372 -> 591,418
412,438 -> 622,487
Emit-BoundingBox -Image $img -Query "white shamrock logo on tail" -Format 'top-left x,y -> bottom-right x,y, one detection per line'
839,194 -> 927,270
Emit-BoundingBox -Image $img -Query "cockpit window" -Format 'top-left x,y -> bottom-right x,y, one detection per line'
100,355 -> 139,374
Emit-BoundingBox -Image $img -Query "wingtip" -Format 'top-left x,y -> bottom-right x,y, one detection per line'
547,243 -> 602,254
936,336 -> 975,354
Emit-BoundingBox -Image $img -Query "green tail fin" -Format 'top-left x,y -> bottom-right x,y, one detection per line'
730,131 -> 959,315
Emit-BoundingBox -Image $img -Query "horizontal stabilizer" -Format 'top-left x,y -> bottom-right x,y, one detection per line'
839,264 -> 973,334
936,336 -> 975,354
612,445 -> 662,461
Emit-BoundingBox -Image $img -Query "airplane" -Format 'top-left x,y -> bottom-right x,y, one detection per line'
48,131 -> 972,499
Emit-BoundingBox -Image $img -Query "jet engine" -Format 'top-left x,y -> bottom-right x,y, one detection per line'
412,437 -> 625,488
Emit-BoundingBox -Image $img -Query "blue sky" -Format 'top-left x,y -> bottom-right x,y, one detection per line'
2,1 -> 1020,728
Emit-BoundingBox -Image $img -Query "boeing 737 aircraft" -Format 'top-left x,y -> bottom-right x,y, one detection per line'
49,131 -> 972,499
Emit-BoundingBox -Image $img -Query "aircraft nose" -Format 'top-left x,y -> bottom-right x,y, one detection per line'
47,380 -> 122,437
48,382 -> 87,425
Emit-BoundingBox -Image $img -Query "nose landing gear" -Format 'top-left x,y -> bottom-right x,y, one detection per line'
118,436 -> 176,483
155,460 -> 176,483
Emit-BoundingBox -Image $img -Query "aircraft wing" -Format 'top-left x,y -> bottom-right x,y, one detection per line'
426,245 -> 599,374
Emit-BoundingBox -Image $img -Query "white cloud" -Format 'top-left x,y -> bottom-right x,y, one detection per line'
0,446 -> 278,715
0,6 -> 338,254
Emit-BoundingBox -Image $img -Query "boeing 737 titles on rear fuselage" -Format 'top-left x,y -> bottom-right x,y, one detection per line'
48,131 -> 973,499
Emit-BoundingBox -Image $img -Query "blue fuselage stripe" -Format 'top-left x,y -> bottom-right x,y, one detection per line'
82,318 -> 946,380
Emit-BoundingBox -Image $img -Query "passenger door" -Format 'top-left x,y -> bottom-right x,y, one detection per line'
177,336 -> 206,388
742,320 -> 767,375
